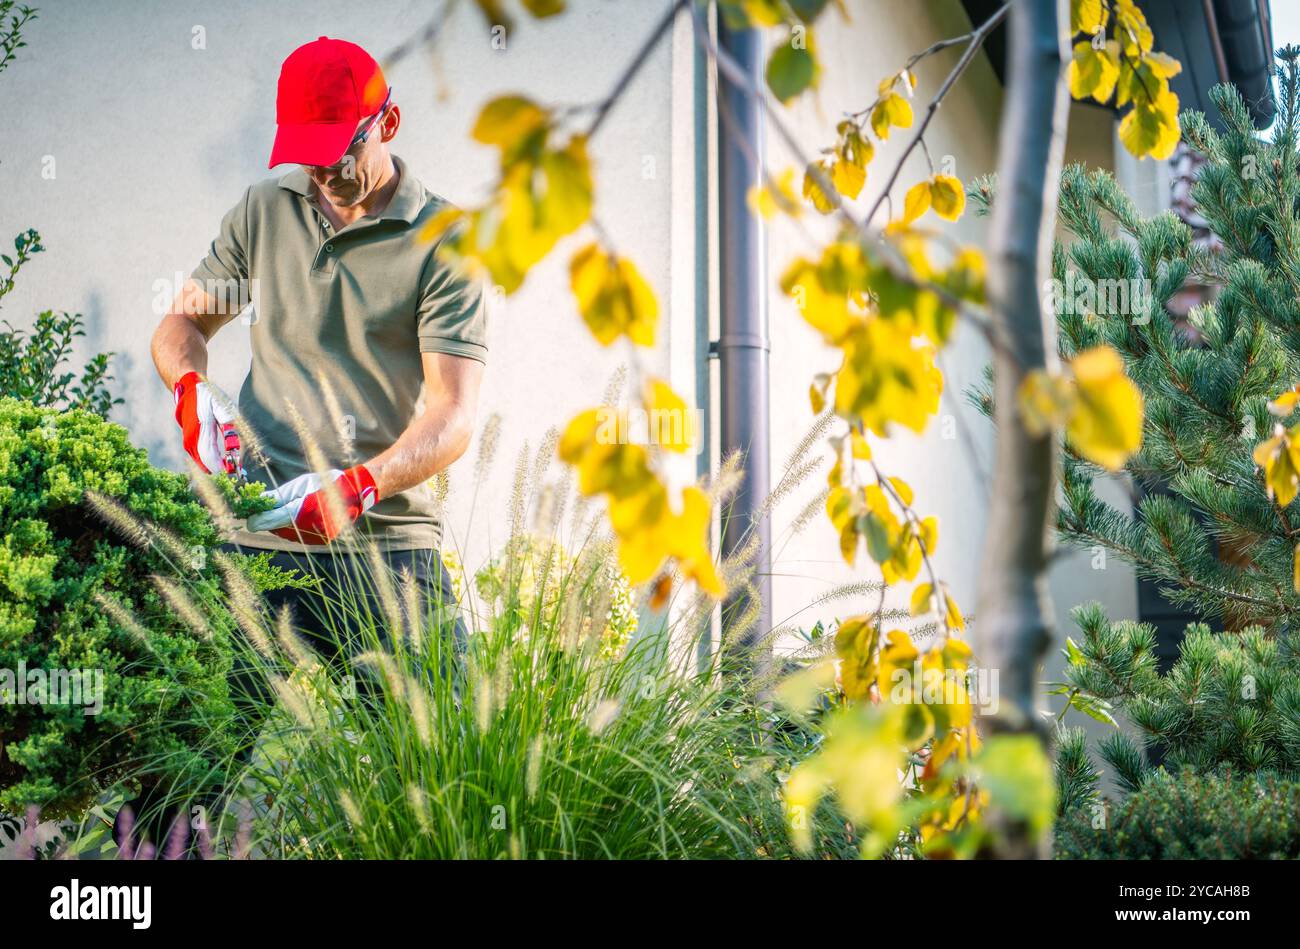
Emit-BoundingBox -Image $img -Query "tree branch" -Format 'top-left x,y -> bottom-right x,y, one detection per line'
863,3 -> 1009,228
973,0 -> 1069,860
586,0 -> 688,138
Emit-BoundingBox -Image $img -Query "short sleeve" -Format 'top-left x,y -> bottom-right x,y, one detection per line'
191,187 -> 251,288
417,237 -> 488,364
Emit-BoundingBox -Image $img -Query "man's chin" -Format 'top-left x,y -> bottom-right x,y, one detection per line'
320,185 -> 363,207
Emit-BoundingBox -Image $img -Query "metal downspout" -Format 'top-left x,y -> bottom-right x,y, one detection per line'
714,15 -> 772,679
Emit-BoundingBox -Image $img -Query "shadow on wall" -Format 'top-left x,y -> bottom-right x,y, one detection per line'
76,289 -> 172,466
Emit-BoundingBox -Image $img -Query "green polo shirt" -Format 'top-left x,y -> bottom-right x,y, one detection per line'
191,155 -> 486,553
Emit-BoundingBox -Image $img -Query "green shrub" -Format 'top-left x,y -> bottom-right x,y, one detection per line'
1056,769 -> 1300,859
0,396 -> 275,817
1053,606 -> 1300,859
0,230 -> 120,415
1056,603 -> 1300,790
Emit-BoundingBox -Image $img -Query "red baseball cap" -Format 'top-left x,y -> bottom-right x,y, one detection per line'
268,36 -> 388,169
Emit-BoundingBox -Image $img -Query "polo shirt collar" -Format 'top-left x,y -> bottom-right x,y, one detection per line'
276,155 -> 423,225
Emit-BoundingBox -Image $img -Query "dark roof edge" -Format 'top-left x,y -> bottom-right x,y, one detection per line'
1208,0 -> 1276,126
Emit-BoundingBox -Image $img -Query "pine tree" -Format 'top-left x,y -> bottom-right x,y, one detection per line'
1041,47 -> 1300,629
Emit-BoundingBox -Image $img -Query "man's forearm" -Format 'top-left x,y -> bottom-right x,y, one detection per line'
364,405 -> 473,499
151,312 -> 211,391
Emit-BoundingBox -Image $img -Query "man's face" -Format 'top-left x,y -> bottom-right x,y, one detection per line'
302,104 -> 399,208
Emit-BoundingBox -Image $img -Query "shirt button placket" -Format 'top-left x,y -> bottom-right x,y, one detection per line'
312,215 -> 338,276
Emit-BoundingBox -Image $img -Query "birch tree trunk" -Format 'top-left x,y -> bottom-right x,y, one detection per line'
976,0 -> 1069,859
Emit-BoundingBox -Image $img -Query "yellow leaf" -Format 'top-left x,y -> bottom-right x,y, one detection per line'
739,0 -> 786,26
1116,53 -> 1178,108
944,594 -> 965,631
749,167 -> 802,219
837,121 -> 874,167
827,458 -> 844,495
780,258 -> 859,344
570,243 -> 658,347
785,704 -> 907,855
919,516 -> 938,556
520,0 -> 565,16
1017,369 -> 1075,437
888,476 -> 913,507
419,205 -> 466,245
870,92 -> 913,141
910,583 -> 935,617
1269,388 -> 1300,417
472,95 -> 549,150
810,373 -> 831,414
645,379 -> 696,453
560,411 -> 655,499
835,319 -> 942,435
835,614 -> 876,660
667,486 -> 725,595
850,428 -> 871,460
1067,346 -> 1144,470
538,135 -> 594,235
1070,0 -> 1107,35
776,659 -> 839,715
826,485 -> 853,526
831,156 -> 867,200
1143,50 -> 1182,79
944,247 -> 986,305
1069,41 -> 1120,103
802,161 -> 837,214
1119,87 -> 1181,160
1114,0 -> 1154,57
830,123 -> 872,199
900,180 -> 931,226
928,174 -> 965,221
878,628 -> 919,689
1253,426 -> 1300,508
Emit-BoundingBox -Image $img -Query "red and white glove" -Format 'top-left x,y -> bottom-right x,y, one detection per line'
173,370 -> 243,478
245,465 -> 378,545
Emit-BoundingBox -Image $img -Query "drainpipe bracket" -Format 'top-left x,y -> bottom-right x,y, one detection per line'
711,333 -> 770,355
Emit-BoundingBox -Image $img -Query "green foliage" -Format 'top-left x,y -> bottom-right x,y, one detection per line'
460,533 -> 638,659
1059,603 -> 1300,778
1052,599 -> 1300,858
1056,769 -> 1300,859
0,231 -> 121,416
209,540 -> 843,860
0,2 -> 36,76
0,397 -> 277,817
1046,52 -> 1300,626
210,472 -> 278,521
1054,725 -> 1102,816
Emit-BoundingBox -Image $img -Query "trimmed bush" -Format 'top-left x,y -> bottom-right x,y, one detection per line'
0,396 -> 273,817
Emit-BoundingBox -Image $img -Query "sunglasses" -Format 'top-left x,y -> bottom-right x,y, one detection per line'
350,87 -> 393,149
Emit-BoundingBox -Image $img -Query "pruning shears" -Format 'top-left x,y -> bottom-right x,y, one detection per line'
220,422 -> 247,486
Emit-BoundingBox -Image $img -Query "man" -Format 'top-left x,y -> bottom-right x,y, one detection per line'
149,36 -> 482,767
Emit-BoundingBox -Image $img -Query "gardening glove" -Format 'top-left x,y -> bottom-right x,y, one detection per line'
245,465 -> 378,545
173,370 -> 244,479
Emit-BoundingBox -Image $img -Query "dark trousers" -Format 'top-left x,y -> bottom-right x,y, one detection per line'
224,544 -> 467,746
115,545 -> 465,855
